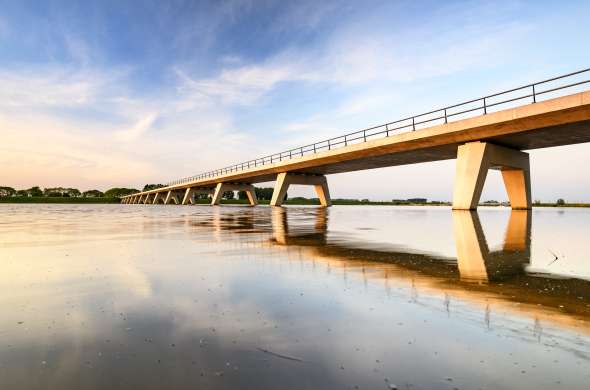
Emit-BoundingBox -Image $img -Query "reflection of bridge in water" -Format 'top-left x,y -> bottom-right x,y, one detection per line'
196,208 -> 590,337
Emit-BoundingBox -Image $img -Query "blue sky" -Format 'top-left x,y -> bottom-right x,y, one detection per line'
1,0 -> 589,201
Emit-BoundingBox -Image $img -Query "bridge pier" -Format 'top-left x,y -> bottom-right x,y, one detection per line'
164,190 -> 182,204
211,183 -> 257,206
452,142 -> 531,210
270,173 -> 331,207
182,187 -> 215,205
152,192 -> 165,204
143,193 -> 153,204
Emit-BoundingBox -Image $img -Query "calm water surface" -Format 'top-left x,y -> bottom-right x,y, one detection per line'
0,204 -> 589,389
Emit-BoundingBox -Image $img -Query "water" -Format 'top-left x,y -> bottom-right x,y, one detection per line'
0,204 -> 589,389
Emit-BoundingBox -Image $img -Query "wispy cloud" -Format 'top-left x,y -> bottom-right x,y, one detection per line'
116,112 -> 159,141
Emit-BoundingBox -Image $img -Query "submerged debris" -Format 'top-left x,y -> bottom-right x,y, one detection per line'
256,347 -> 304,362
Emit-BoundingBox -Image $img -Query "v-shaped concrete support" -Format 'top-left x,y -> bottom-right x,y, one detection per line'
164,190 -> 181,204
452,142 -> 531,210
270,173 -> 331,207
211,183 -> 258,206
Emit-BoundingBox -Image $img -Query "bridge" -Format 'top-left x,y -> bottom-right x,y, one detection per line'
121,69 -> 590,209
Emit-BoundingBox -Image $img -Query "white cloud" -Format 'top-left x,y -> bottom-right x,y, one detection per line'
175,62 -> 296,106
116,112 -> 159,141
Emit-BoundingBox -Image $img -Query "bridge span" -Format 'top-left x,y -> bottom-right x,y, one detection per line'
122,69 -> 590,209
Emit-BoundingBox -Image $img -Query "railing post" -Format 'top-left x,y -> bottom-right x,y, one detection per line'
412,117 -> 415,131
313,144 -> 316,153
532,85 -> 536,103
385,124 -> 389,137
328,139 -> 331,150
444,109 -> 448,124
300,147 -> 303,156
363,130 -> 366,142
483,97 -> 487,114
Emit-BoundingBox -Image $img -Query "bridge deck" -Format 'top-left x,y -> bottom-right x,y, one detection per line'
130,90 -> 590,197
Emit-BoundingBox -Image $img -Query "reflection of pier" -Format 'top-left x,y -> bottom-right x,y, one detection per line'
196,207 -> 590,335
271,207 -> 327,246
262,208 -> 590,332
271,207 -> 532,284
453,210 -> 531,283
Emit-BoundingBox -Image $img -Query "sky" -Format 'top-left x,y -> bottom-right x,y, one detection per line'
1,0 -> 589,202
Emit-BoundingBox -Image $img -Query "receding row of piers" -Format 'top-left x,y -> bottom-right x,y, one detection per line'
122,142 -> 532,210
122,172 -> 332,207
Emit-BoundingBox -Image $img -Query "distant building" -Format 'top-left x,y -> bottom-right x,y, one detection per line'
407,198 -> 427,203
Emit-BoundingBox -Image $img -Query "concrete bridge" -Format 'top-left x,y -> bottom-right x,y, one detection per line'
121,69 -> 590,210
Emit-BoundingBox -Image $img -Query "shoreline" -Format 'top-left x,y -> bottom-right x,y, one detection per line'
1,197 -> 589,207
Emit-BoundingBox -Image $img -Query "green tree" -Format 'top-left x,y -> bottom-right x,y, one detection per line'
254,187 -> 285,201
143,184 -> 165,191
83,189 -> 104,197
222,191 -> 235,200
0,186 -> 16,197
104,188 -> 140,198
27,186 -> 43,197
66,188 -> 81,197
16,190 -> 28,196
44,187 -> 64,197
556,198 -> 566,206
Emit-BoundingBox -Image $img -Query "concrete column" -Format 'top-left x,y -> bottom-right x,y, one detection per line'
164,190 -> 181,205
182,188 -> 214,205
211,183 -> 225,206
211,183 -> 257,206
182,188 -> 196,205
452,142 -> 531,210
152,192 -> 164,204
270,173 -> 331,207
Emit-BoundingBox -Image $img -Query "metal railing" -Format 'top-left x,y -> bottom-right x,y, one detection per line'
166,68 -> 590,187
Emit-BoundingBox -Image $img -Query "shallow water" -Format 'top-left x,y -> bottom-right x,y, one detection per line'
0,204 -> 589,389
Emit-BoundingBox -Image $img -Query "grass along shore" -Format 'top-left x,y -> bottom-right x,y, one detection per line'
0,196 -> 120,203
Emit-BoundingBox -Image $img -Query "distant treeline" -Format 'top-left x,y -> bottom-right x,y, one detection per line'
0,185 -> 580,206
0,186 -> 139,199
